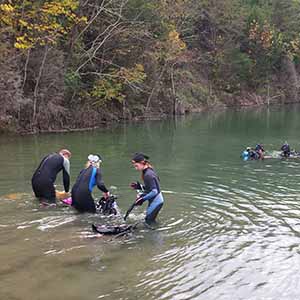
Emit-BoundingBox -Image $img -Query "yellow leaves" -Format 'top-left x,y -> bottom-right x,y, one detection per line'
119,64 -> 147,84
0,3 -> 14,13
90,64 -> 146,105
284,38 -> 300,58
19,19 -> 28,27
14,42 -> 29,49
0,0 -> 87,50
42,1 -> 74,17
168,30 -> 179,41
61,0 -> 79,11
36,0 -> 87,37
289,38 -> 300,51
79,16 -> 88,24
156,29 -> 186,62
0,15 -> 12,26
248,19 -> 300,59
41,0 -> 84,25
91,79 -> 125,104
14,36 -> 33,49
168,30 -> 186,50
0,2 -> 15,26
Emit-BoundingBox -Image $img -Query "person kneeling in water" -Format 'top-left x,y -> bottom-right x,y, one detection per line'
130,153 -> 164,224
31,149 -> 71,205
71,154 -> 109,213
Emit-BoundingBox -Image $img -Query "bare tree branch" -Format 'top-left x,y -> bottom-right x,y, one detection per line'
32,46 -> 49,128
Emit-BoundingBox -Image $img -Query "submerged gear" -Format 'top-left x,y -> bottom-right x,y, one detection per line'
32,153 -> 70,203
96,195 -> 119,215
92,223 -> 136,235
124,201 -> 136,221
71,165 -> 108,213
130,181 -> 144,191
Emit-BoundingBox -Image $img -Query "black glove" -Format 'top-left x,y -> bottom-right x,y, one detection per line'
130,182 -> 139,190
130,181 -> 143,190
135,197 -> 144,206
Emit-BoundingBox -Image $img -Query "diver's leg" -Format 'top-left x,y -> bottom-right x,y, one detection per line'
32,177 -> 56,205
32,176 -> 43,198
72,191 -> 96,213
145,202 -> 163,224
39,183 -> 56,206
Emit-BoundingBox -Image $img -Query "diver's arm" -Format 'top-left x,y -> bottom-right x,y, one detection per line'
96,169 -> 109,193
142,188 -> 159,201
62,158 -> 70,192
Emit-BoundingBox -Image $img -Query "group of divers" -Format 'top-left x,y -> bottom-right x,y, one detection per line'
31,150 -> 163,235
241,142 -> 300,161
30,143 -> 298,234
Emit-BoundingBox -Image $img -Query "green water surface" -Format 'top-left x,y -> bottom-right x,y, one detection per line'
1,106 -> 300,300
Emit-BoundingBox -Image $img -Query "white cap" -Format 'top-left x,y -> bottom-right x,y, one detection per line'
88,154 -> 102,163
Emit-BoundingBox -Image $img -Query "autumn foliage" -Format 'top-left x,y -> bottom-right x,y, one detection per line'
1,0 -> 300,132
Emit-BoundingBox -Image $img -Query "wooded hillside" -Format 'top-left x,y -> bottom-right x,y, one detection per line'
1,0 -> 300,132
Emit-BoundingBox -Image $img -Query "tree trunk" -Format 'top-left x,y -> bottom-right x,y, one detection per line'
281,54 -> 298,103
32,46 -> 49,130
171,64 -> 176,116
146,63 -> 166,111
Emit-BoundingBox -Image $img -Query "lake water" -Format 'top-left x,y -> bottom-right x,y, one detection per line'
1,106 -> 300,300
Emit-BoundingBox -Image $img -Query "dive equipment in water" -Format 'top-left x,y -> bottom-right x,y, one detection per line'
96,195 -> 119,215
91,223 -> 137,235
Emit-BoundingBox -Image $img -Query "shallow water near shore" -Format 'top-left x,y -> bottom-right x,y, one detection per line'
1,106 -> 300,300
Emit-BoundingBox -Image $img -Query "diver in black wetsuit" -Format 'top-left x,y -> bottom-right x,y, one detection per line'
71,154 -> 110,213
281,142 -> 291,158
130,153 -> 164,224
31,149 -> 71,205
